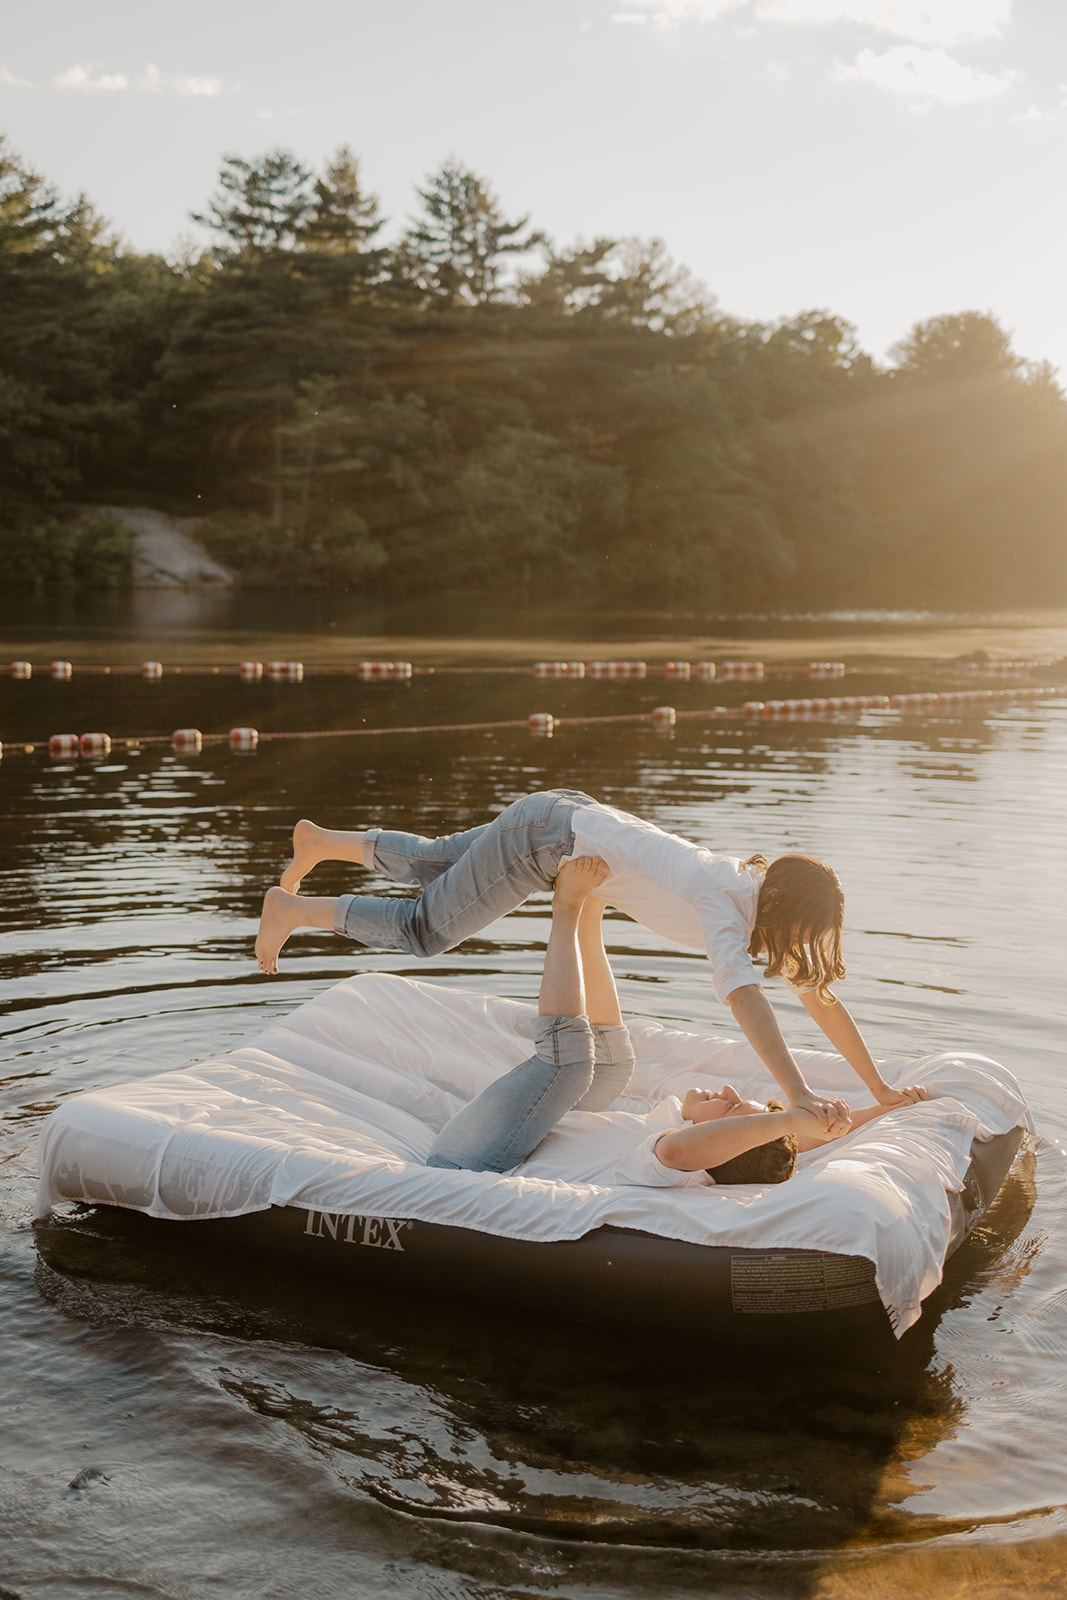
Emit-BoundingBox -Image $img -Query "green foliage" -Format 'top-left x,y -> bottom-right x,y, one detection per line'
588,237 -> 711,334
520,237 -> 618,319
0,136 -> 177,516
889,312 -> 1022,383
0,513 -> 132,589
198,507 -> 386,587
397,159 -> 543,306
302,147 -> 385,262
3,135 -> 1067,606
192,150 -> 317,258
848,341 -> 1067,605
454,425 -> 624,584
72,515 -> 134,586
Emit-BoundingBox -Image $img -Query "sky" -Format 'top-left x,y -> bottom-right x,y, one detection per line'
3,0 -> 1066,374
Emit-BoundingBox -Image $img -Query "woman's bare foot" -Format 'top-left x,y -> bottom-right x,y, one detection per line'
554,856 -> 610,910
280,819 -> 367,892
256,887 -> 304,973
255,887 -> 337,974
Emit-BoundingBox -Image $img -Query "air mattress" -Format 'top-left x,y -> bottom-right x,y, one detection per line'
36,974 -> 1030,1336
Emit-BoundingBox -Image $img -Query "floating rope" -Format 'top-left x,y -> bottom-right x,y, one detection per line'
2,684 -> 1060,761
9,656 -> 1057,692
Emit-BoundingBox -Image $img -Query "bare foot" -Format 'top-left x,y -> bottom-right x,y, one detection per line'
554,855 -> 610,910
255,886 -> 304,974
279,819 -> 371,891
280,820 -> 325,893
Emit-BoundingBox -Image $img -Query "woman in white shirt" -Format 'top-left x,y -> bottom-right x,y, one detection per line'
255,788 -> 914,1121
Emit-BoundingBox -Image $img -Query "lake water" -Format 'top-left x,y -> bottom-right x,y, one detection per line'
3,594 -> 1067,1600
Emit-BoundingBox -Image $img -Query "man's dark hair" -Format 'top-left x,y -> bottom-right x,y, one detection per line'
705,1100 -> 798,1185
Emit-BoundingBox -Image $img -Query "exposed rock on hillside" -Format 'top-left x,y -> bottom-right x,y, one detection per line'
86,506 -> 234,588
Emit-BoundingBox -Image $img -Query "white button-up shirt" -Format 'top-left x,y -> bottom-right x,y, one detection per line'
568,800 -> 765,1003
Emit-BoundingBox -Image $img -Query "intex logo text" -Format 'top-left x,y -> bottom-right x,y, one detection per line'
302,1211 -> 414,1251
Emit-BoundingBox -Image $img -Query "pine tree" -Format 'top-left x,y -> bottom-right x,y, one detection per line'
157,148 -> 394,520
889,312 -> 1022,382
519,237 -> 617,318
0,137 -> 132,520
398,160 -> 542,306
300,147 -> 383,256
594,238 -> 711,334
192,150 -> 316,259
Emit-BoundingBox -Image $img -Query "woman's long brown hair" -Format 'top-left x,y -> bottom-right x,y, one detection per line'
745,853 -> 846,1004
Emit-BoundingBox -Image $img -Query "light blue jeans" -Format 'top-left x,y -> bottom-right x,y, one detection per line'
331,788 -> 635,1171
332,789 -> 591,957
426,1015 -> 636,1173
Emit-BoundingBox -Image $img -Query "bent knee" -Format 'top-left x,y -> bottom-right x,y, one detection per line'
407,926 -> 453,959
534,1013 -> 596,1069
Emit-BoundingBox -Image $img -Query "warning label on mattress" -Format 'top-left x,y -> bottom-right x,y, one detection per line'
730,1252 -> 879,1314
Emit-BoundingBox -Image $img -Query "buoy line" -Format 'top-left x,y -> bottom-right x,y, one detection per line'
1,685 -> 1060,762
8,656 -> 1058,693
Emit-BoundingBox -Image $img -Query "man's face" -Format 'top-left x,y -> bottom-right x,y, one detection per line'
707,1084 -> 767,1119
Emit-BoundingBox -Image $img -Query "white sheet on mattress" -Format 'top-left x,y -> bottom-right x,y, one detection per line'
35,974 -> 1031,1333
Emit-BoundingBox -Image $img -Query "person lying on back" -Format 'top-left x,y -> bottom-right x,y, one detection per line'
513,1076 -> 927,1191
424,856 -> 926,1185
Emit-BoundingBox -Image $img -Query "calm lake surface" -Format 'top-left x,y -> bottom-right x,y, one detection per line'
3,594 -> 1067,1600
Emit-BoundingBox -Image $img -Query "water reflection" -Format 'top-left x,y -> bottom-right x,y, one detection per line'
5,591 -> 1067,660
3,625 -> 1067,1599
32,1158 -> 1032,1574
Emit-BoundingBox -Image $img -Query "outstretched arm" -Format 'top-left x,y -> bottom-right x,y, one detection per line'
796,987 -> 914,1107
664,1087 -> 929,1170
725,983 -> 843,1120
792,1084 -> 929,1151
657,1103 -> 841,1174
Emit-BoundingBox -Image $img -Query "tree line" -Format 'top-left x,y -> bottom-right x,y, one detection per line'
2,134 -> 1065,608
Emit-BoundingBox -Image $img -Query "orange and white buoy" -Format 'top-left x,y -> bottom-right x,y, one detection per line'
79,733 -> 112,758
267,661 -> 303,682
49,733 -> 80,758
240,661 -> 264,681
358,661 -> 413,679
10,661 -> 32,679
719,661 -> 764,680
51,661 -> 73,680
588,661 -> 647,678
890,693 -> 942,709
652,705 -> 677,726
528,712 -> 554,734
664,662 -> 690,679
962,659 -> 1030,675
172,728 -> 203,753
142,661 -> 164,680
229,727 -> 259,751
